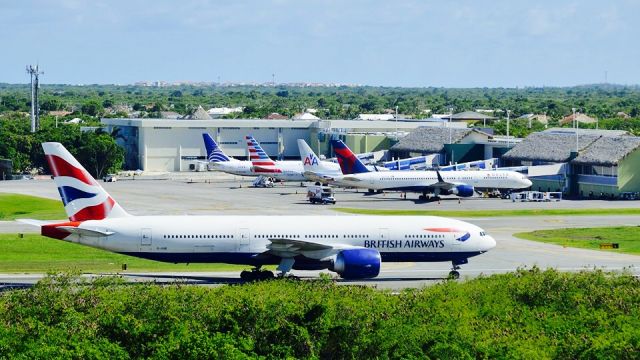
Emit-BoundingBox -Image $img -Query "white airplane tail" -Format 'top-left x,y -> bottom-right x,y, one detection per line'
297,139 -> 340,182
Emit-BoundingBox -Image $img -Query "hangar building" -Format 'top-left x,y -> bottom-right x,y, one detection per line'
101,118 -> 465,172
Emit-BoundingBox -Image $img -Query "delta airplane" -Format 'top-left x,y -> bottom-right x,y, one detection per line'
330,140 -> 532,199
203,134 -> 253,176
19,143 -> 496,280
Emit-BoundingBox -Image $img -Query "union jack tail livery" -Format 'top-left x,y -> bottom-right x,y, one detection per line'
203,133 -> 230,162
330,139 -> 371,175
246,135 -> 280,173
43,142 -> 129,222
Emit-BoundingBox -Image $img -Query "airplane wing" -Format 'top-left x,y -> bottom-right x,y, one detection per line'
431,170 -> 456,191
266,237 -> 335,258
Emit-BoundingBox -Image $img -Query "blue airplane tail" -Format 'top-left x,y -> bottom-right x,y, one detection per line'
202,133 -> 230,162
330,140 -> 371,175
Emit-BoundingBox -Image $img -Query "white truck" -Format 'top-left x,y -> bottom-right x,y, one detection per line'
307,183 -> 336,204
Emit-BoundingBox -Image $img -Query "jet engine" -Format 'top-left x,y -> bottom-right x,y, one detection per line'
449,184 -> 474,197
331,248 -> 381,279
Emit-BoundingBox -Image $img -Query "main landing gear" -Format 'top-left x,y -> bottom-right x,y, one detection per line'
240,267 -> 275,281
240,258 -> 296,282
448,259 -> 468,280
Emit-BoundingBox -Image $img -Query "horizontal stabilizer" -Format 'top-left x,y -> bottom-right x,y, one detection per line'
17,219 -> 62,227
56,226 -> 115,237
303,171 -> 335,182
342,176 -> 363,182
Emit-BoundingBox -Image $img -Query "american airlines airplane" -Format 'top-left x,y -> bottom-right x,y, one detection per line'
245,135 -> 308,182
20,142 -> 496,280
330,140 -> 532,199
297,139 -> 343,182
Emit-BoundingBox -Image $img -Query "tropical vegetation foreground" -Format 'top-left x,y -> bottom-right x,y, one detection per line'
1,269 -> 638,358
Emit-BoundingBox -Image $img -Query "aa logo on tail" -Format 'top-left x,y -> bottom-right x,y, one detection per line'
303,154 -> 319,166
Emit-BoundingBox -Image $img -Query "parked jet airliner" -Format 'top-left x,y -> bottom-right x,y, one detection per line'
203,134 -> 253,176
20,143 -> 496,280
330,140 -> 532,199
297,139 -> 344,182
244,135 -> 309,182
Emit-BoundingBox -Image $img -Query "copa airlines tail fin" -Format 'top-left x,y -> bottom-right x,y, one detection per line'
42,142 -> 130,221
330,139 -> 370,175
202,133 -> 231,162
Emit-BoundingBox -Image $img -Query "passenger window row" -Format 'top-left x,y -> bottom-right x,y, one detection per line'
404,234 -> 444,239
164,234 -> 233,239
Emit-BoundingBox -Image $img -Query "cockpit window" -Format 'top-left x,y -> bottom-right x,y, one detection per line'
480,231 -> 486,236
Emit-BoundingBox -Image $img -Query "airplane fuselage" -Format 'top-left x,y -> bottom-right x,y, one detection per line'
335,170 -> 531,193
48,215 -> 495,269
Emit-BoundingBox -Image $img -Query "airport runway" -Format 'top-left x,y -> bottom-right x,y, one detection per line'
1,176 -> 639,290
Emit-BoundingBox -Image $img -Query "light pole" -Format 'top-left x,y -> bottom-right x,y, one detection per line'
395,105 -> 398,140
506,110 -> 511,147
572,108 -> 578,152
448,107 -> 453,144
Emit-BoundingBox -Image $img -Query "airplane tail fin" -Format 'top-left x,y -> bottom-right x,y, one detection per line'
330,140 -> 370,175
298,139 -> 328,171
42,142 -> 130,222
246,135 -> 276,166
202,133 -> 230,162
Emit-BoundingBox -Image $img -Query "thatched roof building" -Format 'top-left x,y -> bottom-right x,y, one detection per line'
502,132 -> 600,163
572,136 -> 640,166
503,128 -> 640,166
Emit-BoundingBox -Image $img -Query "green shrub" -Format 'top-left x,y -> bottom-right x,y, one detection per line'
0,269 -> 639,359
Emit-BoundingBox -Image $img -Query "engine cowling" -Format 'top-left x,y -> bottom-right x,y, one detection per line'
331,249 -> 381,279
450,184 -> 474,197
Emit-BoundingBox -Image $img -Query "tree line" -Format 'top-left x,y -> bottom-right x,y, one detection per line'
2,83 -> 640,121
0,112 -> 123,178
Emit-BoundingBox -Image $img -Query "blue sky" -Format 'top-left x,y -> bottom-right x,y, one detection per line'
2,0 -> 638,87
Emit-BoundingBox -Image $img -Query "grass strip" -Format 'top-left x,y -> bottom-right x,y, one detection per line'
0,193 -> 67,220
514,226 -> 640,255
0,233 -> 248,273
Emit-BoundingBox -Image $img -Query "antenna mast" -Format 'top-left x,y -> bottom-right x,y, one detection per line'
26,65 -> 44,133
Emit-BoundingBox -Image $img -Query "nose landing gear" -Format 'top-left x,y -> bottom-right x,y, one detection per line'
448,259 -> 468,280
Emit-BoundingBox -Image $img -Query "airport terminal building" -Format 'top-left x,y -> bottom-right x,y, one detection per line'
101,118 -> 465,172
502,128 -> 640,197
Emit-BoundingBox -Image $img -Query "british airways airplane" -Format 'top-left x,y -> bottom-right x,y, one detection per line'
330,140 -> 532,199
19,143 -> 496,280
